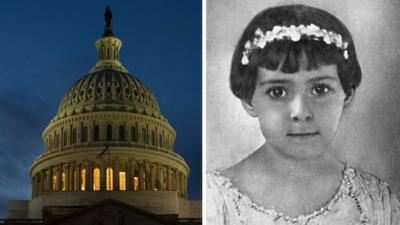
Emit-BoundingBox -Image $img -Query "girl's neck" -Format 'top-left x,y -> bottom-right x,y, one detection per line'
252,143 -> 343,178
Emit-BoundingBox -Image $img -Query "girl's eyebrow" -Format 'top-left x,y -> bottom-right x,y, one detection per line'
308,76 -> 338,83
258,79 -> 291,86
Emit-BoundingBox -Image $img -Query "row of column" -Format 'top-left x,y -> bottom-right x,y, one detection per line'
46,123 -> 173,152
32,159 -> 187,198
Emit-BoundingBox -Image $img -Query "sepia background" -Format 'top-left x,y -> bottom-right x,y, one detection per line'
206,0 -> 400,195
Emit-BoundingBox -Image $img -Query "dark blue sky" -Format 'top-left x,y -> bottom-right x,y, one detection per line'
0,0 -> 201,218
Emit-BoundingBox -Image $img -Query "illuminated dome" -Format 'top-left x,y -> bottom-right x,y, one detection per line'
25,7 -> 196,219
56,69 -> 162,120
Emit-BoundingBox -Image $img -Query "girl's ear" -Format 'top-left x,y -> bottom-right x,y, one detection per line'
241,99 -> 258,117
344,89 -> 355,106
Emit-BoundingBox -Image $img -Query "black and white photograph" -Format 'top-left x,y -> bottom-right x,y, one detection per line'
206,0 -> 400,224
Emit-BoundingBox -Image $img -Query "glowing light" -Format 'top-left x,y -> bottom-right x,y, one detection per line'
106,167 -> 113,191
81,169 -> 86,191
119,172 -> 126,191
93,168 -> 100,191
134,176 -> 139,191
52,175 -> 57,191
62,173 -> 66,191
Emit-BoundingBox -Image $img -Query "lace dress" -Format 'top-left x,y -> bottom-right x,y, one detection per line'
207,165 -> 400,225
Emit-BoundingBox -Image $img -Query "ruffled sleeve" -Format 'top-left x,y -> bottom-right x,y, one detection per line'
389,193 -> 400,224
207,172 -> 227,225
357,171 -> 400,225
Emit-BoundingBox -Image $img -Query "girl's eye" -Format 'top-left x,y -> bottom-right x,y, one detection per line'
267,87 -> 287,98
312,84 -> 331,96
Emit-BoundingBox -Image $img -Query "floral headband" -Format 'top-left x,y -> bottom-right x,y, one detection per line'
241,23 -> 349,65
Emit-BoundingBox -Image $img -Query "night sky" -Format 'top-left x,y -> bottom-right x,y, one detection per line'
0,0 -> 201,218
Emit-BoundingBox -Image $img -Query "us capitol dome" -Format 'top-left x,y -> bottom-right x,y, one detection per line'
7,7 -> 200,224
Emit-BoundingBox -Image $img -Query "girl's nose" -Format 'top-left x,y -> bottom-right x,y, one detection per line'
290,95 -> 313,122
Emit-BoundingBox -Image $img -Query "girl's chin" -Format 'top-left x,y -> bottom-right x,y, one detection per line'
270,143 -> 329,160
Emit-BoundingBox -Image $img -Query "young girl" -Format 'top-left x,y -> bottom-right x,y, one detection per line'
207,4 -> 400,225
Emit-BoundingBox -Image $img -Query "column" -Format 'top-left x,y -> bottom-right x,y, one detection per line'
150,163 -> 155,191
139,162 -> 145,191
47,167 -> 53,191
63,164 -> 69,191
84,161 -> 91,191
75,164 -> 80,191
113,161 -> 120,191
100,163 -> 106,191
167,166 -> 172,191
182,175 -> 186,198
40,170 -> 45,195
56,165 -> 62,191
184,176 -> 188,198
173,168 -> 178,191
145,160 -> 151,191
34,175 -> 39,197
69,162 -> 75,191
127,158 -> 135,191
32,176 -> 36,198
157,163 -> 164,191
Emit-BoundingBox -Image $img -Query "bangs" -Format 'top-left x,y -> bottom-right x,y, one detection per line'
251,39 -> 345,73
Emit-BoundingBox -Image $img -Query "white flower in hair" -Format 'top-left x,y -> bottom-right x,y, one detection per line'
241,23 -> 349,65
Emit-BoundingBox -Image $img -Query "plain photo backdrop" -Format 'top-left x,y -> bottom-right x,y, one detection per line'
206,0 -> 400,195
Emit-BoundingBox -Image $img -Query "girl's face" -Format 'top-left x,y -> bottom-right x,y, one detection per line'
242,64 -> 351,159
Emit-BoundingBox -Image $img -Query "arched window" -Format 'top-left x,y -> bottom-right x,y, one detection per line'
52,175 -> 57,191
61,172 -> 66,191
133,169 -> 139,191
142,128 -> 147,144
151,131 -> 156,145
107,125 -> 112,141
119,125 -> 125,141
56,133 -> 59,148
159,134 -> 163,147
80,169 -> 86,191
81,126 -> 88,142
93,125 -> 99,141
166,135 -> 170,149
131,127 -> 137,142
49,135 -> 53,150
71,128 -> 77,144
106,167 -> 113,191
155,178 -> 161,191
119,171 -> 126,191
163,175 -> 167,190
63,131 -> 67,146
93,168 -> 100,191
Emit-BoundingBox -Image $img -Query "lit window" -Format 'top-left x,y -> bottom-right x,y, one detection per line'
62,172 -> 66,191
81,169 -> 86,191
134,176 -> 139,191
119,172 -> 126,191
106,167 -> 113,191
52,175 -> 57,191
93,168 -> 100,191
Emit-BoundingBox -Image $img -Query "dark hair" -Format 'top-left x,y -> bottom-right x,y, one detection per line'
230,4 -> 362,102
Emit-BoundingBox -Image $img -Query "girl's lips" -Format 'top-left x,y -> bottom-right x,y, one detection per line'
287,132 -> 319,137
